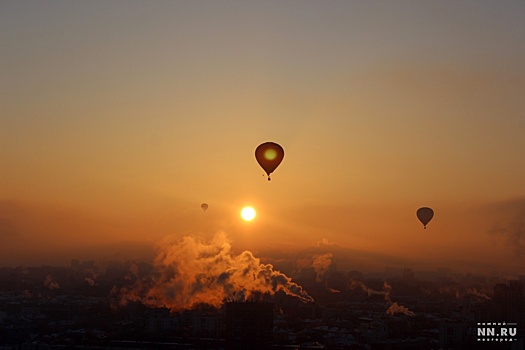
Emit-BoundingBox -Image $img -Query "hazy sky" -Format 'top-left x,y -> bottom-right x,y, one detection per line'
1,1 -> 525,273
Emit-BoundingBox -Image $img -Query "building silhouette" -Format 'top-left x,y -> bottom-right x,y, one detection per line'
224,301 -> 273,350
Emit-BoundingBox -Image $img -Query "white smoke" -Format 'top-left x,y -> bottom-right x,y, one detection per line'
44,275 -> 59,290
349,280 -> 415,317
386,302 -> 416,317
312,253 -> 332,282
112,232 -> 313,311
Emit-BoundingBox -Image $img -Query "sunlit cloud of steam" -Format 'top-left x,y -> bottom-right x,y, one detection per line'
113,232 -> 313,311
438,285 -> 491,301
312,253 -> 332,282
83,267 -> 101,286
44,275 -> 59,290
386,302 -> 415,317
316,238 -> 340,248
348,280 -> 415,317
383,281 -> 392,303
467,288 -> 491,301
348,280 -> 388,298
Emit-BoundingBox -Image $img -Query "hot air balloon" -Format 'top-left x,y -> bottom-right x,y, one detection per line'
416,207 -> 434,229
201,203 -> 208,212
255,142 -> 284,181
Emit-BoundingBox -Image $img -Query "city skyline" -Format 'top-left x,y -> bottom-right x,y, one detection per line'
0,257 -> 523,348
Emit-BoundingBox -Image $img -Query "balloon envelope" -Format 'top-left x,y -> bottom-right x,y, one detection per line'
255,142 -> 284,181
416,207 -> 434,229
201,203 -> 208,212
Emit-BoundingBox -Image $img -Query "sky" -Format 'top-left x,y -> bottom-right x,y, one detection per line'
1,1 -> 525,274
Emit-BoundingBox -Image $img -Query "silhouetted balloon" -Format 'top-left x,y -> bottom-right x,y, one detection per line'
255,142 -> 284,181
416,207 -> 434,229
201,203 -> 208,212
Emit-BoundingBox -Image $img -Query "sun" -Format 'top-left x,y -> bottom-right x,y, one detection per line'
240,206 -> 256,221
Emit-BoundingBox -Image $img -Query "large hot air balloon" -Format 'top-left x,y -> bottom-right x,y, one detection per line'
201,203 -> 208,212
255,142 -> 284,181
416,207 -> 434,229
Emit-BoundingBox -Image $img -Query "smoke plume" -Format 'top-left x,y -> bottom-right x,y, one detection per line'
312,253 -> 332,282
83,266 -> 101,286
466,288 -> 491,301
112,232 -> 313,311
386,302 -> 415,317
439,285 -> 491,301
44,275 -> 59,290
348,280 -> 388,298
348,280 -> 415,316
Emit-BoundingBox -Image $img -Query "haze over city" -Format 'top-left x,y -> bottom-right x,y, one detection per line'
1,1 -> 525,276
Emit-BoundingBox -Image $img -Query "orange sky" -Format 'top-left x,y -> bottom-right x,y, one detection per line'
1,1 -> 525,274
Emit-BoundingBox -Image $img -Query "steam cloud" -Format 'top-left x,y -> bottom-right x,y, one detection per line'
466,288 -> 491,301
312,253 -> 332,282
349,280 -> 415,317
112,232 -> 313,311
44,275 -> 60,290
348,280 -> 388,298
439,285 -> 491,301
84,266 -> 101,286
386,302 -> 415,317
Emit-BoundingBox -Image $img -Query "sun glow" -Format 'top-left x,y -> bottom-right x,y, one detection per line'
240,206 -> 256,221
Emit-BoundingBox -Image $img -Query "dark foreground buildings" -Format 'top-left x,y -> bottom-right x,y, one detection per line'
224,302 -> 273,350
1,263 -> 524,349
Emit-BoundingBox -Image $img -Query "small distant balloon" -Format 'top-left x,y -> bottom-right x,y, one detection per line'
416,207 -> 434,229
255,142 -> 284,181
201,203 -> 208,212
